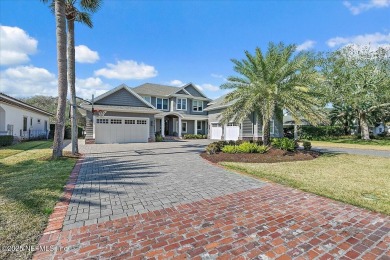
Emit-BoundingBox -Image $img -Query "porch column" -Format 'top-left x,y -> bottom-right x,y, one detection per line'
161,117 -> 165,137
178,117 -> 182,138
194,120 -> 198,135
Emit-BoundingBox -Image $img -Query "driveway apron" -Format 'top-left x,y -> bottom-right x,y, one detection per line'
33,140 -> 390,260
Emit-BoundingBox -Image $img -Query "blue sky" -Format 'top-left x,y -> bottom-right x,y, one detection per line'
0,0 -> 389,100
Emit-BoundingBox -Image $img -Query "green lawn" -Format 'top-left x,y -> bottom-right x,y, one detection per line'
0,141 -> 76,260
222,154 -> 390,215
308,139 -> 390,151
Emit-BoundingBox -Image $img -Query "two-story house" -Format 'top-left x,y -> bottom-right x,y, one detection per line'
81,83 -> 211,144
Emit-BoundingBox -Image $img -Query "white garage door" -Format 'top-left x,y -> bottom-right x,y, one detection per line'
225,123 -> 240,141
95,117 -> 149,144
210,123 -> 223,140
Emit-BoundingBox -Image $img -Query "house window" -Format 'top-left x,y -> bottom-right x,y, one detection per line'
30,117 -> 33,126
156,98 -> 168,110
197,121 -> 202,130
270,119 -> 275,134
110,119 -> 122,124
143,96 -> 151,103
23,116 -> 28,131
182,122 -> 187,133
192,100 -> 203,112
125,119 -> 135,124
177,98 -> 187,110
137,120 -> 147,125
97,119 -> 109,124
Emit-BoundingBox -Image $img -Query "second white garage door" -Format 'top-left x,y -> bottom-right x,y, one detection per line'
95,117 -> 149,144
225,123 -> 240,141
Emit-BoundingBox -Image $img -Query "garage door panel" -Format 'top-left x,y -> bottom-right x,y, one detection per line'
226,124 -> 239,141
211,123 -> 222,140
96,117 -> 149,144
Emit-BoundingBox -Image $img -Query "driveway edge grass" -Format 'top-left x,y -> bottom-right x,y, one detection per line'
0,141 -> 78,260
220,153 -> 390,215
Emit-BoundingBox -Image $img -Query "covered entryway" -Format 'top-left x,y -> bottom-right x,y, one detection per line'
95,117 -> 149,144
225,123 -> 239,140
210,123 -> 223,140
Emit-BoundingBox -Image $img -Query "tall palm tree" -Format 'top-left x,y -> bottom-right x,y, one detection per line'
220,42 -> 327,145
64,0 -> 101,154
42,0 -> 68,158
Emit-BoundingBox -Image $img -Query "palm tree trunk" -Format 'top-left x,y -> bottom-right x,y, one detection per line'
262,116 -> 271,146
67,19 -> 78,154
359,112 -> 370,140
52,0 -> 68,159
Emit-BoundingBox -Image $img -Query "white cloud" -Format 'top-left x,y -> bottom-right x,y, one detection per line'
343,0 -> 390,15
327,32 -> 390,49
0,26 -> 38,66
169,79 -> 184,86
196,83 -> 220,92
94,60 -> 158,80
0,65 -> 57,97
76,77 -> 112,99
211,73 -> 227,81
75,45 -> 99,63
296,40 -> 316,51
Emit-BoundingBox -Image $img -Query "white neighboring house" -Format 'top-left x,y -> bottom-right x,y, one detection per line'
0,93 -> 53,140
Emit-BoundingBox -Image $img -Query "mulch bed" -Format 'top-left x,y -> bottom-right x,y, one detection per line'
200,148 -> 321,163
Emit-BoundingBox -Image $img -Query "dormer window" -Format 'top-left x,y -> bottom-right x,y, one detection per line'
192,100 -> 203,112
142,96 -> 151,103
176,98 -> 187,110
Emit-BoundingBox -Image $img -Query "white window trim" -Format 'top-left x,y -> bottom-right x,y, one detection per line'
192,100 -> 203,112
176,98 -> 187,110
182,122 -> 187,133
270,119 -> 275,134
155,98 -> 169,111
197,121 -> 202,131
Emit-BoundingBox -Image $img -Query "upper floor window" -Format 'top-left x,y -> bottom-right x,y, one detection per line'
176,98 -> 187,110
192,100 -> 203,112
156,98 -> 168,110
142,96 -> 151,103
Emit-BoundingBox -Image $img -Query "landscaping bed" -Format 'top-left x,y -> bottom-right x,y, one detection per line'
201,148 -> 320,163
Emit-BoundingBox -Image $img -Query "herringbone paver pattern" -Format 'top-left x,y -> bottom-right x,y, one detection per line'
34,184 -> 389,260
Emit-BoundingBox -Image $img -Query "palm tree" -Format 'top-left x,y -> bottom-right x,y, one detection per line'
329,103 -> 356,135
220,42 -> 327,145
42,0 -> 68,158
64,0 -> 101,155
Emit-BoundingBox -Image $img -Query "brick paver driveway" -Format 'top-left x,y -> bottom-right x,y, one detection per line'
34,140 -> 390,259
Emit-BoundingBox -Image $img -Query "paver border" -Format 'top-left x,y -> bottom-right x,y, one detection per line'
39,155 -> 84,235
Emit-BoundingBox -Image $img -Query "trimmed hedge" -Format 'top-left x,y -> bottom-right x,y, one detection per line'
0,135 -> 13,147
205,141 -> 267,154
183,134 -> 207,139
300,126 -> 344,140
271,138 -> 296,151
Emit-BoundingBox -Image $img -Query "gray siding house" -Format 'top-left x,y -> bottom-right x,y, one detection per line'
81,83 -> 283,144
81,83 -> 211,144
204,94 -> 284,141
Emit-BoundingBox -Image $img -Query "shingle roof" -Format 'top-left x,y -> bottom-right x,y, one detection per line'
204,94 -> 235,111
0,92 -> 54,116
133,83 -> 179,97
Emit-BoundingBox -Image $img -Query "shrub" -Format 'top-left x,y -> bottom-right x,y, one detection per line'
256,145 -> 268,154
156,135 -> 163,142
221,145 -> 238,153
272,138 -> 296,151
206,143 -> 219,154
300,126 -> 344,140
303,141 -> 312,150
221,142 -> 268,154
236,142 -> 259,153
0,135 -> 13,147
183,134 -> 207,139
